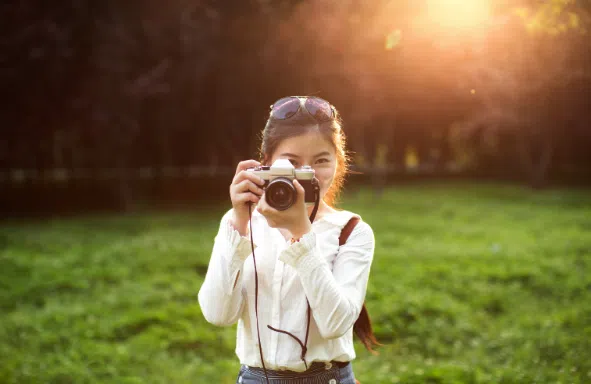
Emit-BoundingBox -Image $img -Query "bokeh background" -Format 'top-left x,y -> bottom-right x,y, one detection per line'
1,0 -> 590,383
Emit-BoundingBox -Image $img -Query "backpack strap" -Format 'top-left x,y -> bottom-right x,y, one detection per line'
338,215 -> 378,361
339,215 -> 361,246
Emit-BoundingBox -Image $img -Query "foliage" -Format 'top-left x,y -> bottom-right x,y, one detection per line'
514,0 -> 591,35
446,0 -> 591,186
2,0 -> 591,206
1,184 -> 590,383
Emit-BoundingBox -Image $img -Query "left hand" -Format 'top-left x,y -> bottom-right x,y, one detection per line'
257,179 -> 312,239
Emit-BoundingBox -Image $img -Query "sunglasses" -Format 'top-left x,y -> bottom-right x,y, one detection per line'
270,96 -> 335,122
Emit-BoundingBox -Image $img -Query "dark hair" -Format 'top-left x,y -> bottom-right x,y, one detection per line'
355,305 -> 381,354
259,98 -> 381,354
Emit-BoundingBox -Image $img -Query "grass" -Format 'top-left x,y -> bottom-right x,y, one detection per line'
1,183 -> 590,384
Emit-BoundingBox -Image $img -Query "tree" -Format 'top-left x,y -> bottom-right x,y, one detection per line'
453,0 -> 591,187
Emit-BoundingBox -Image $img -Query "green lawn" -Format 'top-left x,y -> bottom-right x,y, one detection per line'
1,183 -> 590,384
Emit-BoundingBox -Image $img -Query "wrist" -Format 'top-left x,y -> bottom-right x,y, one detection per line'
230,213 -> 249,237
290,222 -> 312,240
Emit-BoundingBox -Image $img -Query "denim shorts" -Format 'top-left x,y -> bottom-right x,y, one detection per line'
236,361 -> 356,384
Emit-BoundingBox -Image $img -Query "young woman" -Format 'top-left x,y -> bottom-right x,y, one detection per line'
198,96 -> 378,383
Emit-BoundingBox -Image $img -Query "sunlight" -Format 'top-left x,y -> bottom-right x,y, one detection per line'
425,0 -> 491,30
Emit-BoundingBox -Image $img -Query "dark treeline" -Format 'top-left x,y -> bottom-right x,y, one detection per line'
1,0 -> 591,215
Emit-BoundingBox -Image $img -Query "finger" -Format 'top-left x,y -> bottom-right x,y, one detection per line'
257,198 -> 275,225
232,170 -> 266,187
236,192 -> 261,205
258,196 -> 281,217
293,179 -> 306,202
235,159 -> 261,174
235,179 -> 264,196
257,192 -> 268,211
257,193 -> 276,215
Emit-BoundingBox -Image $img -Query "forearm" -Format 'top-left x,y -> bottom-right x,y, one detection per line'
198,210 -> 254,326
300,261 -> 362,339
198,258 -> 245,326
279,229 -> 374,339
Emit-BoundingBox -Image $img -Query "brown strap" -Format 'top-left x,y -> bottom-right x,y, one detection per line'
338,215 -> 378,356
339,216 -> 361,246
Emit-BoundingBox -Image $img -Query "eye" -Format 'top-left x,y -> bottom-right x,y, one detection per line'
288,159 -> 299,166
315,158 -> 329,164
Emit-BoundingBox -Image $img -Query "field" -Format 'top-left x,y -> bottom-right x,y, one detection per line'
1,183 -> 590,384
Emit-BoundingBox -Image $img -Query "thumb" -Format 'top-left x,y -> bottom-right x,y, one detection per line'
293,179 -> 305,202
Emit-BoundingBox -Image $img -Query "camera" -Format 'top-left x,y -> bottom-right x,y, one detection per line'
246,159 -> 319,211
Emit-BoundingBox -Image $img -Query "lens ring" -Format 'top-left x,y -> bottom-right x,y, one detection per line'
271,97 -> 301,120
304,97 -> 333,122
266,178 -> 296,211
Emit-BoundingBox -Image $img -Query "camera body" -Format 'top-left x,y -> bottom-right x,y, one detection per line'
246,159 -> 319,211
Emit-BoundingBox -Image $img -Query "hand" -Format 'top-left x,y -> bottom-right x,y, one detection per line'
257,179 -> 312,239
229,160 -> 265,235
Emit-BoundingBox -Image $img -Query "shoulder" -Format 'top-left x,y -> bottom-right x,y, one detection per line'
351,218 -> 373,236
321,209 -> 357,227
323,210 -> 375,245
336,215 -> 375,258
323,209 -> 372,228
348,219 -> 375,247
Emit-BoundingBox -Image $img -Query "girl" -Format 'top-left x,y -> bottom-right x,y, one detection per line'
198,96 -> 378,383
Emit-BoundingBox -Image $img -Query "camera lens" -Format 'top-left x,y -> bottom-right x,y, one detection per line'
266,178 -> 296,211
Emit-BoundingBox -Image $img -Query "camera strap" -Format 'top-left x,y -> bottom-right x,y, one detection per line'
247,181 -> 320,384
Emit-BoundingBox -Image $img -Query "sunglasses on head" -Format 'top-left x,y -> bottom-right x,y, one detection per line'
270,96 -> 335,122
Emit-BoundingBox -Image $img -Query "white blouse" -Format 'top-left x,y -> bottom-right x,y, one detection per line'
198,208 -> 375,372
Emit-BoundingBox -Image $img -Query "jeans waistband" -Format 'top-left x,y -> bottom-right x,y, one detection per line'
246,361 -> 349,378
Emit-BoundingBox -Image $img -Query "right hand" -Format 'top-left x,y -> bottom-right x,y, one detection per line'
229,160 -> 265,235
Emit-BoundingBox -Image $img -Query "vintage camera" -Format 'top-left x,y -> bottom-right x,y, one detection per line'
246,159 -> 319,211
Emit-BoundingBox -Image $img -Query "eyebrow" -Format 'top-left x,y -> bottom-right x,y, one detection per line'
279,151 -> 331,159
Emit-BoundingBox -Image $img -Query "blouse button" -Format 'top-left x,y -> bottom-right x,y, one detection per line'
325,362 -> 332,370
329,379 -> 337,384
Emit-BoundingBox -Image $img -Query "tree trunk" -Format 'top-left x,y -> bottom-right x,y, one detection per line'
117,164 -> 133,212
516,126 -> 553,189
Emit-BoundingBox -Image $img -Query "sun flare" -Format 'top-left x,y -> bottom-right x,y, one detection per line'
426,0 -> 491,30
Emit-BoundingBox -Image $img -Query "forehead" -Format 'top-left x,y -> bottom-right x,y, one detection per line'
273,131 -> 335,158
